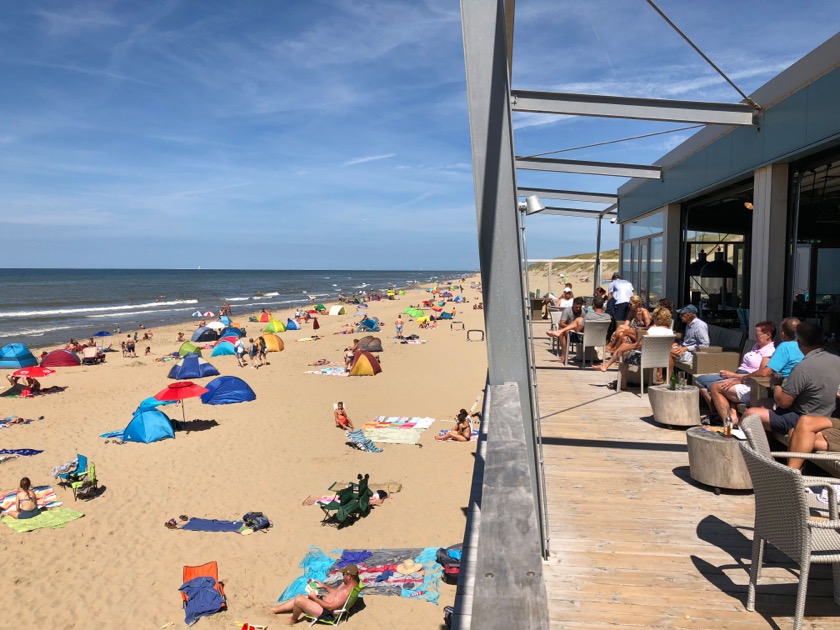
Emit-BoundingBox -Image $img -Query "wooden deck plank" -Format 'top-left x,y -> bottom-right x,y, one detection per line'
531,321 -> 840,628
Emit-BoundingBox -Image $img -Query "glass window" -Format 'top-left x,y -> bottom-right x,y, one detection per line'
649,236 -> 663,305
639,240 -> 649,303
621,242 -> 632,280
624,211 -> 664,240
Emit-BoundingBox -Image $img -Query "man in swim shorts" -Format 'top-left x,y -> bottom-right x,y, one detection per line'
395,315 -> 404,339
334,402 -> 355,429
271,564 -> 360,622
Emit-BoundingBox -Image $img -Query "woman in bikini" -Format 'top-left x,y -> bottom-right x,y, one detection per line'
605,295 -> 651,354
8,477 -> 40,519
334,402 -> 355,429
435,409 -> 473,442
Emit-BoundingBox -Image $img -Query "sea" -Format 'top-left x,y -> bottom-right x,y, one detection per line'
0,269 -> 471,349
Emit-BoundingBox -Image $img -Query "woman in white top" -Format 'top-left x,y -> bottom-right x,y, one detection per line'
557,287 -> 574,309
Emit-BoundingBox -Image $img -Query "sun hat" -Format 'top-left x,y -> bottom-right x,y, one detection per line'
396,559 -> 424,575
340,564 -> 359,577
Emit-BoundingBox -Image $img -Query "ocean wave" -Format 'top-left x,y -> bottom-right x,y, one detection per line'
0,299 -> 199,319
262,292 -> 279,297
224,297 -> 251,302
354,283 -> 369,289
85,306 -> 193,319
0,324 -> 77,339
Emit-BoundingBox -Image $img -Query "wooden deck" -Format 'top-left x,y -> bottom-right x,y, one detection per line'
532,321 -> 839,629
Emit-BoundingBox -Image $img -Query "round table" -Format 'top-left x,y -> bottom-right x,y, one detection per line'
648,384 -> 701,427
686,426 -> 753,493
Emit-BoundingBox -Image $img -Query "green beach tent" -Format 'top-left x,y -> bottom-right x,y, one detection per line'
178,341 -> 202,357
263,319 -> 286,333
405,308 -> 424,318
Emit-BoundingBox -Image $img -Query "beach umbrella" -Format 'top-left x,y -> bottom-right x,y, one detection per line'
92,331 -> 112,337
13,366 -> 56,378
205,321 -> 225,330
192,311 -> 203,317
153,381 -> 209,423
203,311 -> 215,317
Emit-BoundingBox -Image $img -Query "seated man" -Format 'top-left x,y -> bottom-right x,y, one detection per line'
669,305 -> 709,373
709,317 -> 803,425
546,296 -> 610,364
271,564 -> 361,623
334,402 -> 355,430
743,321 -> 840,434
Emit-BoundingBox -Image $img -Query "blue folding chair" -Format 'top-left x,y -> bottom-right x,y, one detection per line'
58,454 -> 88,489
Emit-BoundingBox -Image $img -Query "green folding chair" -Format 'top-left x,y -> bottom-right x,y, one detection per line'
305,583 -> 364,626
70,461 -> 97,501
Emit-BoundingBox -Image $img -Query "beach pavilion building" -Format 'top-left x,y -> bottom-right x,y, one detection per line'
455,2 -> 840,628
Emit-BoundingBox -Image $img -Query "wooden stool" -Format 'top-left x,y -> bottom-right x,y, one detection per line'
467,330 -> 485,342
686,426 -> 752,494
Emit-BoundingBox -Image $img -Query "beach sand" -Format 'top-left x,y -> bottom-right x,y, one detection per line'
0,278 -> 486,628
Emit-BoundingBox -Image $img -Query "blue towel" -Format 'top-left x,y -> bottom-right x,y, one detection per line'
447,549 -> 462,560
181,518 -> 244,533
179,576 -> 224,625
376,569 -> 394,582
337,549 -> 372,568
99,430 -> 124,439
278,546 -> 339,601
0,449 -> 43,457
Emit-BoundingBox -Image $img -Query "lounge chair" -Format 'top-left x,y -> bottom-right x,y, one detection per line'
304,583 -> 364,626
82,346 -> 101,365
320,474 -> 373,525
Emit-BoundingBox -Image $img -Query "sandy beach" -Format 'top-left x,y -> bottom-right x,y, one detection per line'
0,277 -> 487,629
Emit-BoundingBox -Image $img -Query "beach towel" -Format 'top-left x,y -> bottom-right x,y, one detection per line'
437,429 -> 480,442
328,481 -> 402,494
279,546 -> 442,605
0,448 -> 43,457
1,486 -> 62,515
0,455 -> 19,465
305,367 -> 347,376
1,507 -> 83,532
180,576 -> 225,626
181,518 -> 245,533
366,416 -> 436,430
345,429 -> 383,453
363,427 -> 424,445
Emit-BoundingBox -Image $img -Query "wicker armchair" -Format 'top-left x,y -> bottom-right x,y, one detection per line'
739,442 -> 840,630
617,334 -> 674,395
566,319 -> 611,368
740,414 -> 840,518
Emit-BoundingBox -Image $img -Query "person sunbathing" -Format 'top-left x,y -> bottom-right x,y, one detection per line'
5,374 -> 20,389
435,409 -> 473,442
1,415 -> 27,425
309,359 -> 331,366
271,564 -> 361,623
7,477 -> 40,519
334,402 -> 355,429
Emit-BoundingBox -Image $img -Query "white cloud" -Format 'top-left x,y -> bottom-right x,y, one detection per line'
342,154 -> 397,167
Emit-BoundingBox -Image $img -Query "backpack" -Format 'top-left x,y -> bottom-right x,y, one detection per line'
243,511 -> 271,531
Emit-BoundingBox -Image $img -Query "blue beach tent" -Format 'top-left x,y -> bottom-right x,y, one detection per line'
0,343 -> 38,369
135,397 -> 179,413
285,318 -> 299,331
211,341 -> 236,357
200,376 -> 256,405
220,316 -> 232,326
220,326 -> 243,339
356,318 -> 381,333
168,355 -> 220,380
122,409 -> 175,443
191,327 -> 219,343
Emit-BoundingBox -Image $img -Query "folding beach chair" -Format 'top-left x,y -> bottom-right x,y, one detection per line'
58,454 -> 92,500
304,583 -> 364,626
320,474 -> 373,526
70,461 -> 98,501
345,429 -> 383,453
181,561 -> 227,610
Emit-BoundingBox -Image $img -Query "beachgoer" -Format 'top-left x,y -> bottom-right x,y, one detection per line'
334,402 -> 355,429
126,335 -> 137,358
7,477 -> 40,520
133,331 -> 139,342
26,377 -> 41,394
234,338 -> 247,367
139,323 -> 145,329
370,490 -> 389,506
258,336 -> 267,366
435,409 -> 473,442
177,332 -> 185,342
6,374 -> 20,388
271,565 -> 361,623
144,346 -> 151,356
395,315 -> 405,339
343,348 -> 354,370
1,416 -> 26,426
248,338 -> 259,368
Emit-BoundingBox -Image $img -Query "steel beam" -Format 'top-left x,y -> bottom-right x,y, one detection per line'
511,90 -> 756,125
517,156 -> 662,179
517,187 -> 617,204
530,206 -> 611,219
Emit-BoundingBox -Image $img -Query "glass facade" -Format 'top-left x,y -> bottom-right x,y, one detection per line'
788,157 -> 840,338
620,211 -> 663,306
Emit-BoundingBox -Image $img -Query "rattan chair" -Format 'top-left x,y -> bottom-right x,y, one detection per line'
617,334 -> 674,395
739,414 -> 840,519
566,319 -> 611,368
739,442 -> 840,630
548,308 -> 563,331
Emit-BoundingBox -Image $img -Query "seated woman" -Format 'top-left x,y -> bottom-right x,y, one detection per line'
435,409 -> 473,442
598,308 -> 672,381
334,402 -> 355,429
6,477 -> 40,519
605,295 -> 651,354
25,377 -> 41,394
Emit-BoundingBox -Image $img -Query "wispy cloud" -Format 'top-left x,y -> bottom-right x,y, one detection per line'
342,154 -> 397,167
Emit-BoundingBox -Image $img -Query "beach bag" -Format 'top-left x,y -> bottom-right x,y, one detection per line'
443,605 -> 454,628
436,543 -> 463,584
243,511 -> 271,531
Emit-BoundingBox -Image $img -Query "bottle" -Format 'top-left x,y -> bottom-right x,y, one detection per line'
669,370 -> 677,391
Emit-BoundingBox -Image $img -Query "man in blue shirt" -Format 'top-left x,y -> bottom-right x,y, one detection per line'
669,305 -> 709,372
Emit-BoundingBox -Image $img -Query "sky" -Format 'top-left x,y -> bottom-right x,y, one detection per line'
1,1 -> 839,270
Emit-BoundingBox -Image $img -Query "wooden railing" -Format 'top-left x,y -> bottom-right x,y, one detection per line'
451,382 -> 550,629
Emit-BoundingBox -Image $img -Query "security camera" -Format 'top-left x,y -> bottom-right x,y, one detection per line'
609,217 -> 618,224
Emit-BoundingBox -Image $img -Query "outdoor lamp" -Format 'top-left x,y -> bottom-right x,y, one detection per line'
744,201 -> 754,210
518,195 -> 545,215
700,250 -> 737,278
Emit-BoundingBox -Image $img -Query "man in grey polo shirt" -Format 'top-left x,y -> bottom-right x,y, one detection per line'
744,321 -> 840,434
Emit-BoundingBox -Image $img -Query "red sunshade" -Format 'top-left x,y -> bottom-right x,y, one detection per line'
153,381 -> 208,401
13,367 -> 56,378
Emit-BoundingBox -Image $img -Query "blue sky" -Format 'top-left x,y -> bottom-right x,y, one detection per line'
1,1 -> 839,269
